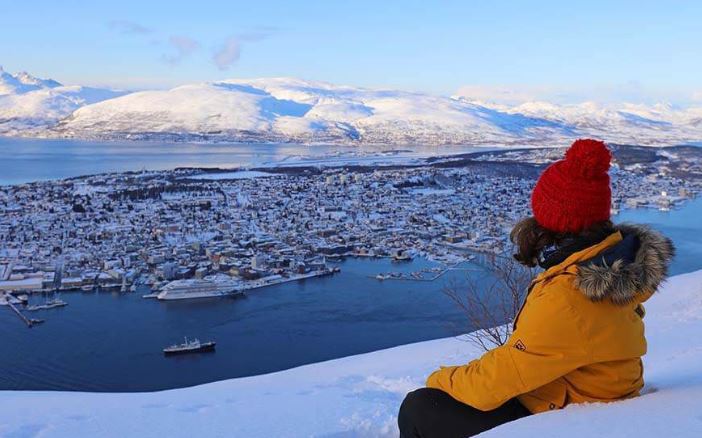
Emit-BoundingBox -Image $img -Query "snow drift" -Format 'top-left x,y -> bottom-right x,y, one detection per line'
0,269 -> 700,437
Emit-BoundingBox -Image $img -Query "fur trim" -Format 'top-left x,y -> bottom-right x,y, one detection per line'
575,224 -> 675,305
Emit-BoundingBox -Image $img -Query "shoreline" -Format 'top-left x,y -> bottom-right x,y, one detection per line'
1,138 -> 701,187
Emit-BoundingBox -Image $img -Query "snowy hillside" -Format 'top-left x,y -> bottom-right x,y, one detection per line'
56,78 -> 574,145
1,269 -> 701,437
2,67 -> 702,145
0,67 -> 125,135
505,101 -> 702,146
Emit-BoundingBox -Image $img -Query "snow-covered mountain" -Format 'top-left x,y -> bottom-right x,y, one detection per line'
503,101 -> 702,146
2,68 -> 702,146
0,67 -> 126,135
55,78 -> 575,145
0,67 -> 61,94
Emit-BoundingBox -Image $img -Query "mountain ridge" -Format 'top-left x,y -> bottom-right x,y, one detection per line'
2,68 -> 702,146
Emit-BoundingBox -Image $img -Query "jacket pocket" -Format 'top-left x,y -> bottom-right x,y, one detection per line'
522,378 -> 568,412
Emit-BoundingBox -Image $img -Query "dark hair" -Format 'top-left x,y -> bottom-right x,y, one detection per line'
510,217 -> 615,267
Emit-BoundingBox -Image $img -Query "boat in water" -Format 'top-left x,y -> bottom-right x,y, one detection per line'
26,298 -> 68,311
156,278 -> 243,300
163,337 -> 216,355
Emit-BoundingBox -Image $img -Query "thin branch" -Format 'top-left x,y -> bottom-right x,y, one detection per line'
444,255 -> 532,351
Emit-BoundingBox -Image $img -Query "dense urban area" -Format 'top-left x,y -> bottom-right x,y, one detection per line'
1,145 -> 701,310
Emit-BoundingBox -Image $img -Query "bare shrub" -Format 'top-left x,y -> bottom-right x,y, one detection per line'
444,254 -> 533,352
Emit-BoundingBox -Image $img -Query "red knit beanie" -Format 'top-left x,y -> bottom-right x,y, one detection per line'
531,139 -> 612,233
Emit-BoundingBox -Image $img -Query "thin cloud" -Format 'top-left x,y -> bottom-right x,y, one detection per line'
162,35 -> 201,65
108,20 -> 152,35
213,38 -> 242,71
211,28 -> 277,71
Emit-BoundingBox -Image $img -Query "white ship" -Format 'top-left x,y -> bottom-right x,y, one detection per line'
156,279 -> 243,301
163,337 -> 216,355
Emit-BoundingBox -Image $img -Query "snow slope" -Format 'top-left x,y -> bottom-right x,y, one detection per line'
56,78 -> 573,145
0,67 -> 126,135
1,270 -> 701,437
506,101 -> 702,146
3,67 -> 702,145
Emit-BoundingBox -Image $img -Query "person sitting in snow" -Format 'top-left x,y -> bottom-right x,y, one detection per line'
398,139 -> 675,438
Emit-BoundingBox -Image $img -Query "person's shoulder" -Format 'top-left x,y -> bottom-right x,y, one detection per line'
533,272 -> 583,304
525,272 -> 589,320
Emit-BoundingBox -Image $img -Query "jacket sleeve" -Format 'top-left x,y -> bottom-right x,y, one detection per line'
426,285 -> 591,411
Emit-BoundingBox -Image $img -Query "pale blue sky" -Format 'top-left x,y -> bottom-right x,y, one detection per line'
1,0 -> 701,103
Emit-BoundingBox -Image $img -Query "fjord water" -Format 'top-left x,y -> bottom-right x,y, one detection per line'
0,257 -> 489,391
0,137 -> 491,185
1,137 -> 701,392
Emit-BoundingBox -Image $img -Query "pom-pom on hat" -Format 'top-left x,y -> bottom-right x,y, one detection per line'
531,139 -> 612,233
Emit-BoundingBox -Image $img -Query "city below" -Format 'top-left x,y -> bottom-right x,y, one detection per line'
1,145 -> 701,326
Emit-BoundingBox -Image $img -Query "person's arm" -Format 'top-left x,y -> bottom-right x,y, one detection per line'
426,287 -> 591,411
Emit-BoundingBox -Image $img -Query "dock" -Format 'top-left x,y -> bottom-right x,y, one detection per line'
371,260 -> 482,282
5,300 -> 40,328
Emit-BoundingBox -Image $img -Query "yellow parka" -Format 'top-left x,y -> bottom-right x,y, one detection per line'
426,224 -> 675,413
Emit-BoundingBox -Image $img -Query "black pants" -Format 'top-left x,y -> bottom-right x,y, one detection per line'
398,388 -> 531,438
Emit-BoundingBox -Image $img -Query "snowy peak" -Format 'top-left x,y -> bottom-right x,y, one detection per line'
0,67 -> 62,95
15,71 -> 61,89
0,68 -> 125,135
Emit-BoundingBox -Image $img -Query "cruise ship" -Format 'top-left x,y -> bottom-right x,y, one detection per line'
156,279 -> 243,300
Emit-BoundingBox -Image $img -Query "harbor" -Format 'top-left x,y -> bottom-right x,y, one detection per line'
3,187 -> 702,393
0,255 -> 491,391
1,293 -> 44,328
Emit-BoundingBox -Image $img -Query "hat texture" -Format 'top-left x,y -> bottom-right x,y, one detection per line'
531,139 -> 612,233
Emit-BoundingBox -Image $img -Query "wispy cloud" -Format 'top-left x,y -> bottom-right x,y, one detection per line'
212,38 -> 242,70
108,20 -> 152,35
212,28 -> 277,71
162,35 -> 201,65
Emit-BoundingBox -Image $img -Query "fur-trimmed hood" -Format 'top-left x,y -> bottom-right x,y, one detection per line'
575,224 -> 675,304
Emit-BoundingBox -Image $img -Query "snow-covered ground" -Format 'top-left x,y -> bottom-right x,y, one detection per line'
1,270 -> 701,437
3,67 -> 702,146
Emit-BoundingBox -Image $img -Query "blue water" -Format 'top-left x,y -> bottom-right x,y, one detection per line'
616,196 -> 702,275
0,257 -> 492,391
0,137 -> 700,392
0,137 -> 489,185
